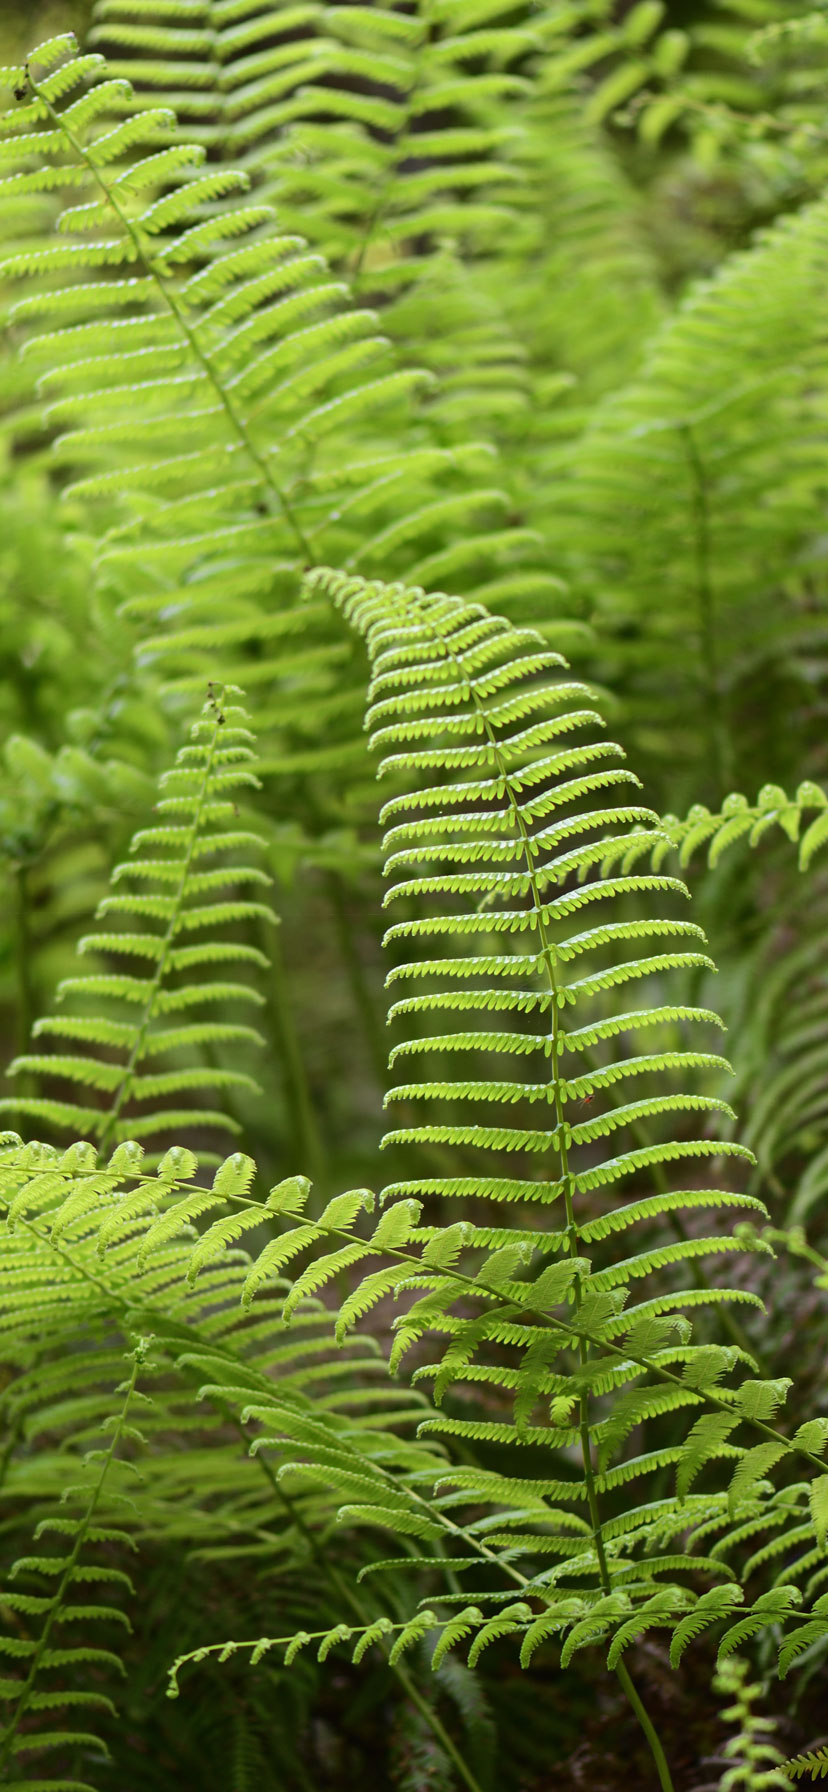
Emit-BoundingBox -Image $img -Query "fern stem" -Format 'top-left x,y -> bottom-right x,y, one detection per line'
32,69 -> 313,561
4,1177 -> 814,1792
615,1659 -> 676,1792
21,1175 -> 823,1484
0,1339 -> 144,1776
0,1188 -> 486,1790
391,1661 -> 488,1792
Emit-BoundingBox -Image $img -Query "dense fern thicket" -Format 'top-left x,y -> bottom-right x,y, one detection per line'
2,4 -> 828,1789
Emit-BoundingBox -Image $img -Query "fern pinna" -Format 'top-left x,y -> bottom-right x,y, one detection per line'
1,684 -> 273,1161
149,564 -> 827,1790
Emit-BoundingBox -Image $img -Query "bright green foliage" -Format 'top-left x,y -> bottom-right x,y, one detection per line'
0,1131 -> 444,1786
0,26 -> 547,798
597,781 -> 828,1231
217,565 -> 828,1683
599,784 -> 828,878
2,5 -> 828,1790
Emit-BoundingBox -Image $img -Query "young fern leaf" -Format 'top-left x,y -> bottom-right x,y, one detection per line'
1,686 -> 273,1162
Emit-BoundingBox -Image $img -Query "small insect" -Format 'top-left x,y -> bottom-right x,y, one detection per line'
575,1094 -> 595,1110
13,66 -> 29,102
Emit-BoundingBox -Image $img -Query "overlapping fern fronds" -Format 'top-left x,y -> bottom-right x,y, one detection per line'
90,0 -> 538,291
87,0 -> 329,159
85,1 -> 659,638
204,565 -> 828,1700
0,30 -> 548,729
0,1134 -> 448,1786
8,1122 -> 828,1710
1,683 -> 273,1160
4,9 -> 828,1787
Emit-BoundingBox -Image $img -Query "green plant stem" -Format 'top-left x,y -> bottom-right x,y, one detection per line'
219,1409 -> 486,1792
23,1172 -> 823,1479
0,1197 -> 484,1792
11,1185 -> 825,1792
615,1659 -> 676,1792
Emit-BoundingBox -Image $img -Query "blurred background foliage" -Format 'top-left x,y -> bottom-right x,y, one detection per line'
0,1 -> 93,63
2,2 -> 828,1786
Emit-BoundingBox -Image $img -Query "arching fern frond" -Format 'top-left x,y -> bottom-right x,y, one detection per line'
0,1131 -> 470,1781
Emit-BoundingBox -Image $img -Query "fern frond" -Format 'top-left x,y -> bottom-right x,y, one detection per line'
0,1336 -> 147,1787
784,1747 -> 828,1781
1,686 -> 273,1158
172,566 -> 828,1690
